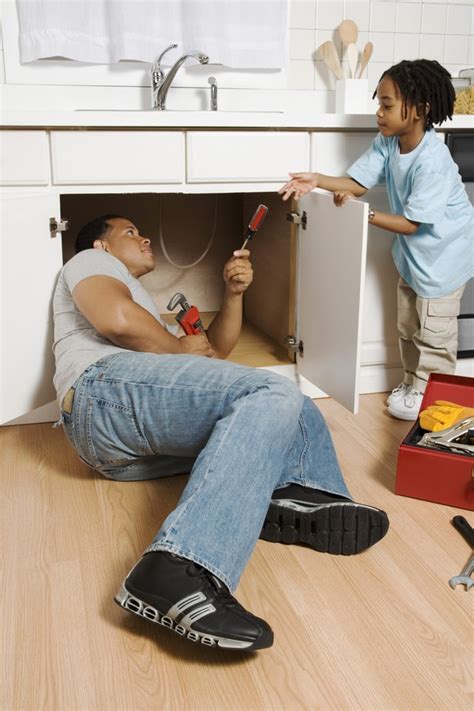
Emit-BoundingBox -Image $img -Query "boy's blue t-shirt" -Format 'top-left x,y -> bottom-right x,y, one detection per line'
347,129 -> 473,298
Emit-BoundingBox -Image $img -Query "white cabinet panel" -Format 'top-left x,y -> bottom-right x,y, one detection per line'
296,190 -> 368,413
311,132 -> 375,175
187,131 -> 310,183
1,192 -> 62,424
0,131 -> 50,185
51,131 -> 185,185
361,186 -> 400,364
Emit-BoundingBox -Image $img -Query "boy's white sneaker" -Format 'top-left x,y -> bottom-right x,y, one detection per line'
387,389 -> 424,421
386,382 -> 412,406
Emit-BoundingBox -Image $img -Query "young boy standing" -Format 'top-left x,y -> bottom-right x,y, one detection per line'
280,59 -> 473,421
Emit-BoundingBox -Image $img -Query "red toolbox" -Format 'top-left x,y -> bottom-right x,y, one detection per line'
395,374 -> 474,510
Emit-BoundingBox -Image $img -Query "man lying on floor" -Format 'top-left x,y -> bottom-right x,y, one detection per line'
53,213 -> 390,652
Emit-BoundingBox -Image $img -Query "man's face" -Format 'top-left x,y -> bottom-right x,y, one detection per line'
94,217 -> 155,278
375,76 -> 421,137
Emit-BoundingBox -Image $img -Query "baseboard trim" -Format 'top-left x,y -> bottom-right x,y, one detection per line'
260,359 -> 474,399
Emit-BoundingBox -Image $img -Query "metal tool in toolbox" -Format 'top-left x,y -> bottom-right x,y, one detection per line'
418,416 -> 474,457
240,204 -> 269,250
449,515 -> 474,590
166,292 -> 204,335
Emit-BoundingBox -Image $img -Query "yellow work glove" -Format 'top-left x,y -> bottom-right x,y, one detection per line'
419,400 -> 474,432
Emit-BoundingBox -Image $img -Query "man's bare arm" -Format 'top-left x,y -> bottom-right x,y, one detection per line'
206,249 -> 253,359
73,275 -> 214,357
206,290 -> 243,358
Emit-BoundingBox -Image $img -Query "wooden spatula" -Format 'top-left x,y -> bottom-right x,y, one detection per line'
318,41 -> 343,80
357,41 -> 373,78
347,43 -> 358,79
338,19 -> 358,47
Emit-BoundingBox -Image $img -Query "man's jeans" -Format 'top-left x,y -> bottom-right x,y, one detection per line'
61,352 -> 350,591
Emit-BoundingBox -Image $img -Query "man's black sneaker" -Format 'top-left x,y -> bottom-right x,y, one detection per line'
260,484 -> 389,555
114,551 -> 273,651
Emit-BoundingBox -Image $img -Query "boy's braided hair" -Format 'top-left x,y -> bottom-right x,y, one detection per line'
374,59 -> 455,128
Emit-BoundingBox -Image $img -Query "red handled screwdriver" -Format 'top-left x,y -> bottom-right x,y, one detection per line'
240,204 -> 269,250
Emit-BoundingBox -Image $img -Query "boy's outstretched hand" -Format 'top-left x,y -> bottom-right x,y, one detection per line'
333,190 -> 356,206
278,172 -> 319,201
223,249 -> 253,295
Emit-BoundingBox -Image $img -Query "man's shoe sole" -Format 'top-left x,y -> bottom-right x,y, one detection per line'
260,500 -> 389,554
114,584 -> 270,651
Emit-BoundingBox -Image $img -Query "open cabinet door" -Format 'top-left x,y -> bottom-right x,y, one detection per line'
295,189 -> 368,413
1,192 -> 62,424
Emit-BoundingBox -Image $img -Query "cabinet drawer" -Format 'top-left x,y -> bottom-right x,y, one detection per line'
0,131 -> 49,185
187,131 -> 310,182
311,132 -> 375,175
51,131 -> 185,185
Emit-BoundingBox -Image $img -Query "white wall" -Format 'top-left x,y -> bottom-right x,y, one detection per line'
1,0 -> 473,113
289,0 -> 474,94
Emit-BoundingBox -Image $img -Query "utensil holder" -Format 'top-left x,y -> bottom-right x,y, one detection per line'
335,79 -> 369,114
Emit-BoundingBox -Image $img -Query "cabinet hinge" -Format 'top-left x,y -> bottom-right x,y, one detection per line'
286,211 -> 307,230
285,336 -> 304,355
50,217 -> 69,238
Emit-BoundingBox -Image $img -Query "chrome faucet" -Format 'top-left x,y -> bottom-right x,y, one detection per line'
151,44 -> 209,110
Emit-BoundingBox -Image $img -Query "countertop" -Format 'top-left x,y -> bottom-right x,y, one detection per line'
1,111 -> 473,130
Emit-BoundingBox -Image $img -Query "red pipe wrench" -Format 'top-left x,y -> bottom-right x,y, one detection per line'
166,292 -> 204,335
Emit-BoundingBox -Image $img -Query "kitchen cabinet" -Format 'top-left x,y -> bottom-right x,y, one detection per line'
0,191 -> 62,423
51,131 -> 185,185
0,186 -> 368,423
0,130 -> 50,185
2,125 -> 469,425
296,190 -> 368,412
187,131 -> 310,183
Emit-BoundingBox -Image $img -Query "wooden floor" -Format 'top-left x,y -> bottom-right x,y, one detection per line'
1,393 -> 472,711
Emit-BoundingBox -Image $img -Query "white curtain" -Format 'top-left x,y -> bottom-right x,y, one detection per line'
17,0 -> 288,68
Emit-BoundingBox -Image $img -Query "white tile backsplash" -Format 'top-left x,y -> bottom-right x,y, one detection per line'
317,1 -> 345,29
370,2 -> 398,31
444,33 -> 470,62
288,59 -> 316,89
370,31 -> 396,61
446,4 -> 472,34
421,3 -> 448,33
396,3 -> 423,32
343,1 -> 371,31
288,0 -> 473,92
394,33 -> 421,60
290,29 -> 318,59
290,0 -> 317,29
420,32 -> 446,60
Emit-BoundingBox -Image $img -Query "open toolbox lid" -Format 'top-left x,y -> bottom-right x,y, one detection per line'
417,373 -> 474,411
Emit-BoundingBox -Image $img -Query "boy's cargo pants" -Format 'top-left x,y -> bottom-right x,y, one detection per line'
397,278 -> 467,393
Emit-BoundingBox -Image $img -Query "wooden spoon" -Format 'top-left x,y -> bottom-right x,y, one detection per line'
357,41 -> 373,78
347,43 -> 358,79
318,40 -> 343,80
338,19 -> 358,47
